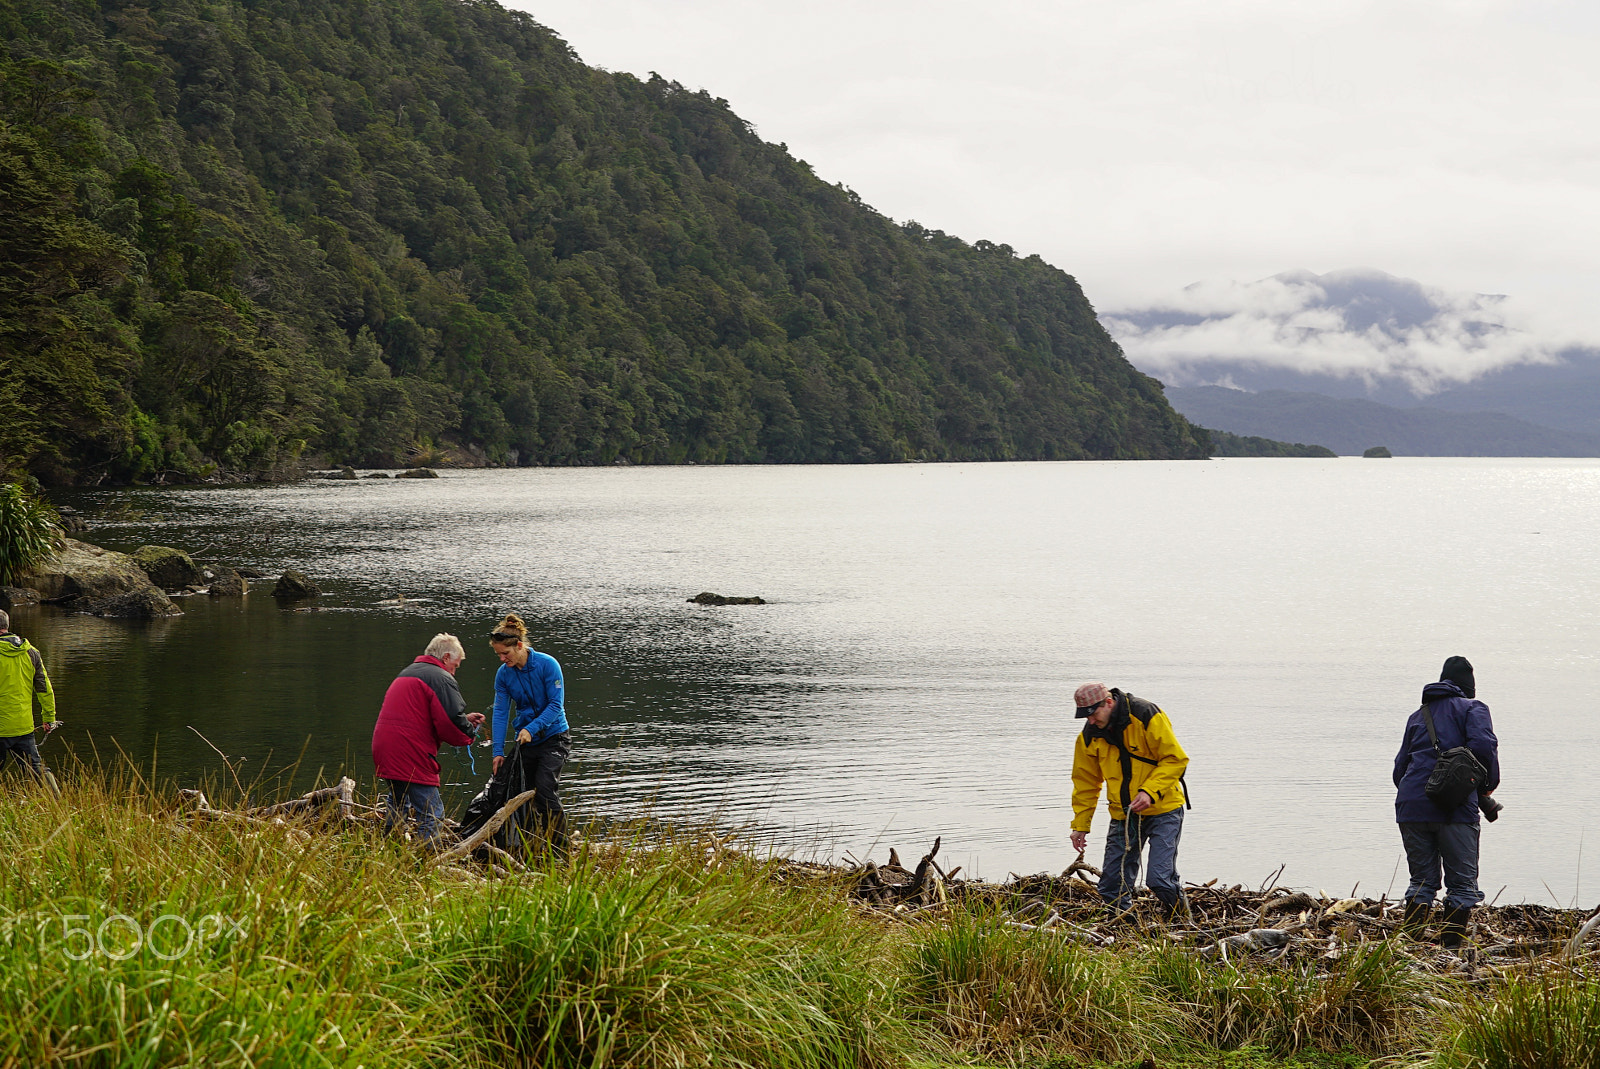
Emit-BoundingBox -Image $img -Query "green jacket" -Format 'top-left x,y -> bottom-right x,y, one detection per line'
0,633 -> 55,737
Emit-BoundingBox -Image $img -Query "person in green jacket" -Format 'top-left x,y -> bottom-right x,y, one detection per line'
0,609 -> 59,780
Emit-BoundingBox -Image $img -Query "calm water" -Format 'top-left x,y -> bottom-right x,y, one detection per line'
15,459 -> 1600,904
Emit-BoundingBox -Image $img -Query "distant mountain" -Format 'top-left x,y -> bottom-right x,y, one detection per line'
1166,387 -> 1600,457
1105,268 -> 1600,446
1422,363 -> 1600,438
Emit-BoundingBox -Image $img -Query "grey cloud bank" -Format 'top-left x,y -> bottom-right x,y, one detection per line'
516,0 -> 1600,343
1102,269 -> 1576,395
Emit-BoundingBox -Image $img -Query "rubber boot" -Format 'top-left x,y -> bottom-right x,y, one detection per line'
1399,898 -> 1432,936
1439,906 -> 1471,949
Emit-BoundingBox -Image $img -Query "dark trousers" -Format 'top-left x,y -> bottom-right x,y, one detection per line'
0,733 -> 44,779
523,732 -> 571,852
1400,821 -> 1483,909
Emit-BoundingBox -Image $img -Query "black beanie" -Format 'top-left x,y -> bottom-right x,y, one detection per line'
1440,656 -> 1475,699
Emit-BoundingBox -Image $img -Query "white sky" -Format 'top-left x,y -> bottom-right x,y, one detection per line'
514,0 -> 1600,352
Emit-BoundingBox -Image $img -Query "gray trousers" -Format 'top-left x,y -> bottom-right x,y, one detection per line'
1399,821 -> 1483,909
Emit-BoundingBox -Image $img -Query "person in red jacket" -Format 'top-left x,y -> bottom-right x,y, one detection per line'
371,633 -> 484,842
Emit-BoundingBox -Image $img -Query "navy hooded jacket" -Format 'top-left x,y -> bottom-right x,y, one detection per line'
1393,679 -> 1499,824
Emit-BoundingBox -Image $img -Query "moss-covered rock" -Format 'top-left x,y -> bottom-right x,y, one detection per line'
133,546 -> 202,590
273,570 -> 321,599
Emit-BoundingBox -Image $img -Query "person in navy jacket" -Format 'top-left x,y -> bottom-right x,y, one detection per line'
1392,655 -> 1499,948
489,612 -> 571,852
371,633 -> 484,842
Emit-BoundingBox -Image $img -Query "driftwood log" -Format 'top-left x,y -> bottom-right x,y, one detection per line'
247,777 -> 358,818
430,789 -> 541,865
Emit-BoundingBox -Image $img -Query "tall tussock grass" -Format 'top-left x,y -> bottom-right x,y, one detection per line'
904,913 -> 1172,1063
0,767 -> 462,1067
428,846 -> 903,1069
6,764 -> 1593,1069
1436,976 -> 1600,1069
1144,940 -> 1424,1055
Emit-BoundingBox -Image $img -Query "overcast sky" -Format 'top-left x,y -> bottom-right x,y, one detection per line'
515,0 -> 1600,377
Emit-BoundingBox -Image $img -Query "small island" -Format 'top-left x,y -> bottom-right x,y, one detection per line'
1363,446 -> 1395,458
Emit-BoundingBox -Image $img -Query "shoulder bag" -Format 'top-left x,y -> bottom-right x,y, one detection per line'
1421,701 -> 1488,810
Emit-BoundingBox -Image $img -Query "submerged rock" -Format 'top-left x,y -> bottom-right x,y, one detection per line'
273,569 -> 321,599
363,471 -> 393,479
83,588 -> 182,618
687,592 -> 766,606
322,466 -> 359,480
397,467 -> 439,479
133,545 -> 202,590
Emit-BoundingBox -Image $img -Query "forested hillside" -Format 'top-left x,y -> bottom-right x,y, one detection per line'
0,0 -> 1208,484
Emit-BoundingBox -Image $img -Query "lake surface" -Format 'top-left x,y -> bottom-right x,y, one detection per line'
17,459 -> 1600,905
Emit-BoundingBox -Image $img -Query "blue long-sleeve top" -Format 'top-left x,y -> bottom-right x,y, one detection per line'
491,650 -> 568,755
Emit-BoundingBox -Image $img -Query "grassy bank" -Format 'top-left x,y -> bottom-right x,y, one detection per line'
0,770 -> 1594,1068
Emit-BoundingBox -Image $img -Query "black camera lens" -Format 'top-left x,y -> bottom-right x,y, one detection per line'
1479,795 -> 1503,822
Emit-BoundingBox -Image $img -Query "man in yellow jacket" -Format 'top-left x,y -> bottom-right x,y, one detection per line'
0,609 -> 59,781
1069,681 -> 1189,917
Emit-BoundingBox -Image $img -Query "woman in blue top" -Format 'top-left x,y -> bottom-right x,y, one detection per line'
489,612 -> 571,852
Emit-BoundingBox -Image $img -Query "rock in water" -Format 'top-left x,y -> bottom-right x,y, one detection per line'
56,506 -> 88,533
363,471 -> 393,479
397,467 -> 440,479
133,545 -> 202,590
208,567 -> 249,597
687,592 -> 766,605
235,567 -> 267,579
1363,445 -> 1393,458
273,570 -> 321,599
22,539 -> 178,614
325,466 -> 359,480
83,588 -> 182,618
0,586 -> 40,611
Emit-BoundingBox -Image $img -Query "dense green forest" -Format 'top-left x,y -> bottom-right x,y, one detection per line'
0,0 -> 1208,485
1205,429 -> 1336,458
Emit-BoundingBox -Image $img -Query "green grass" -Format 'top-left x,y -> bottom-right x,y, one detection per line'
0,766 -> 1585,1068
1435,976 -> 1600,1069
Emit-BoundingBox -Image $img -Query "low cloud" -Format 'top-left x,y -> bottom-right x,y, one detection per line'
1102,269 -> 1576,395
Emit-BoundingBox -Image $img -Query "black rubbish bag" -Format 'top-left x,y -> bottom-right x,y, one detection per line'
455,737 -> 544,852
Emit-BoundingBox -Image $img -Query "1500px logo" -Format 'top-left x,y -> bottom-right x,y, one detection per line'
58,913 -> 248,960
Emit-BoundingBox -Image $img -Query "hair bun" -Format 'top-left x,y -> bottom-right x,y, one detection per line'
496,613 -> 528,641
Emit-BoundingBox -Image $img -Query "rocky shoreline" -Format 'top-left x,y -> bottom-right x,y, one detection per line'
0,537 -> 322,619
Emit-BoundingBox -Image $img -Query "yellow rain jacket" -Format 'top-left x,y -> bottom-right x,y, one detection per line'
0,633 -> 56,738
1071,689 -> 1188,830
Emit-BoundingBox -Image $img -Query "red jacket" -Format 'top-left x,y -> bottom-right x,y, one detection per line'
371,655 -> 474,786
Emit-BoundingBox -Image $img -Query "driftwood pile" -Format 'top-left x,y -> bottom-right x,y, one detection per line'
167,786 -> 1600,978
817,839 -> 1600,977
174,779 -> 541,879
